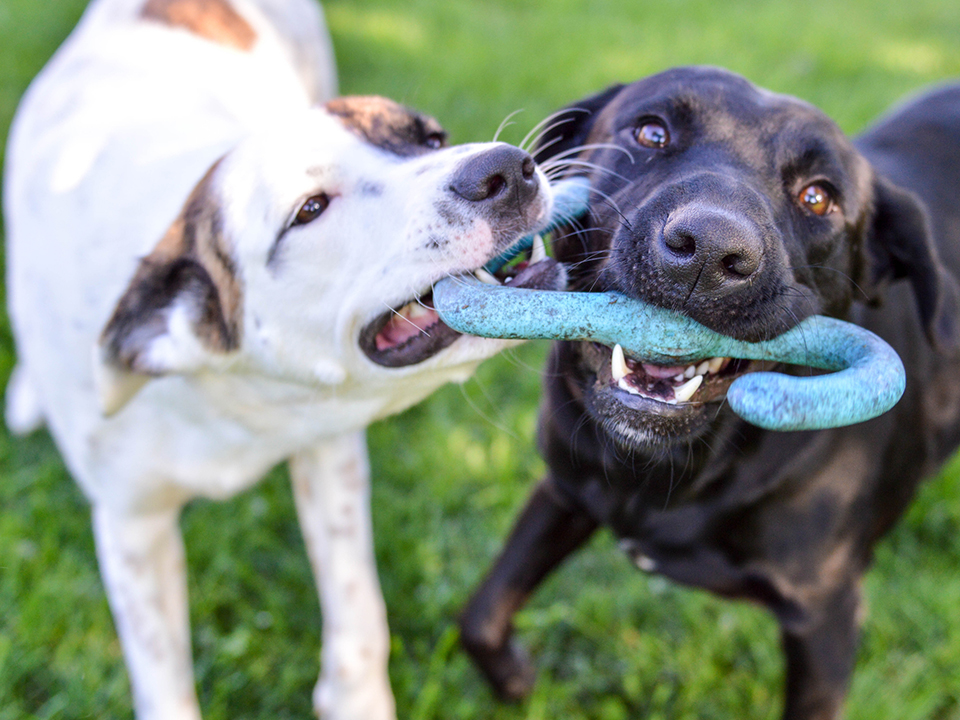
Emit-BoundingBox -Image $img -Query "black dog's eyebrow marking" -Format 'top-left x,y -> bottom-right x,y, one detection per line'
780,140 -> 848,195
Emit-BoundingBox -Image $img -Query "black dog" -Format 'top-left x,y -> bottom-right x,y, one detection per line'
459,67 -> 960,720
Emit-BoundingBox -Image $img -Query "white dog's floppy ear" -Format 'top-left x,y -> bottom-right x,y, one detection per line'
95,164 -> 243,415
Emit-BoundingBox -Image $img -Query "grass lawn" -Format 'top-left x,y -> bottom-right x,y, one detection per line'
3,1 -> 960,718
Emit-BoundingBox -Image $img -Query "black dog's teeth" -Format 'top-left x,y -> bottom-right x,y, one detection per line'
610,343 -> 732,404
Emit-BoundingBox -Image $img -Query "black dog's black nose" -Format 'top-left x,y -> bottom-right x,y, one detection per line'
658,206 -> 764,295
450,145 -> 539,206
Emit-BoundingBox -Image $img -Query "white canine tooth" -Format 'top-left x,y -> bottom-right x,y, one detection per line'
530,234 -> 548,264
696,361 -> 710,376
474,268 -> 500,285
611,343 -> 629,382
674,374 -> 703,403
708,357 -> 725,374
684,365 -> 696,379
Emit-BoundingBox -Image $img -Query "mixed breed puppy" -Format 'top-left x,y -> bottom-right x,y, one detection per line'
4,1 -> 959,720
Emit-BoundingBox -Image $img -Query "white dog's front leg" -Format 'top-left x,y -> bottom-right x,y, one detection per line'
290,432 -> 396,720
92,505 -> 201,720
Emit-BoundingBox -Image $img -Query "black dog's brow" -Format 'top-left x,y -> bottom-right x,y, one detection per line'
779,137 -> 850,189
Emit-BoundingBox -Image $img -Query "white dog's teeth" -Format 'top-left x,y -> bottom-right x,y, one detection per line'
696,360 -> 710,376
611,343 -> 629,382
674,374 -> 703,403
474,268 -> 500,285
708,356 -> 726,374
618,377 -> 641,395
530,234 -> 548,264
405,302 -> 432,319
673,373 -> 685,383
683,365 -> 696,379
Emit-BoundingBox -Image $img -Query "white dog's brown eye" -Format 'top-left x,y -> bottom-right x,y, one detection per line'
798,183 -> 835,216
293,193 -> 330,225
635,121 -> 670,148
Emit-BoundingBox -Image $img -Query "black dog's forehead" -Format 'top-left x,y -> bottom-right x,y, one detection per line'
604,68 -> 823,130
324,96 -> 446,157
600,68 -> 854,168
587,68 -> 869,213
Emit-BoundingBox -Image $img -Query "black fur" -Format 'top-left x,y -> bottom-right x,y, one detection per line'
459,67 -> 960,720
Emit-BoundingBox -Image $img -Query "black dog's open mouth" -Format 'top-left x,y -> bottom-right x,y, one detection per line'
360,238 -> 562,367
586,342 -> 775,406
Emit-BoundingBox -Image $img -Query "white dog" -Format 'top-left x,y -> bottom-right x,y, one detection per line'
3,1 -> 560,718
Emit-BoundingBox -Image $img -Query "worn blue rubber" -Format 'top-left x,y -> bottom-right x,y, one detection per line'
482,177 -> 592,274
434,177 -> 906,431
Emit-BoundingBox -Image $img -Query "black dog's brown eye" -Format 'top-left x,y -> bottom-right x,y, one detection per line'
798,183 -> 835,216
635,122 -> 670,148
424,132 -> 446,149
293,193 -> 330,226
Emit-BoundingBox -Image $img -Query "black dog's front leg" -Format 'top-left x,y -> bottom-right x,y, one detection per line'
459,476 -> 598,700
781,583 -> 861,720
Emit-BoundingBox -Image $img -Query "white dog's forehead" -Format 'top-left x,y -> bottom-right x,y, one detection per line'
214,101 -> 463,228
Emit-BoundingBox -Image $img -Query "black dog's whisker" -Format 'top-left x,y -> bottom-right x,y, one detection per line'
524,111 -> 597,157
789,263 -> 872,301
541,159 -> 632,184
520,110 -> 585,153
542,142 -> 635,164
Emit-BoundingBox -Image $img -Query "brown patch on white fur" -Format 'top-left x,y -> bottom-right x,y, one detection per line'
101,161 -> 243,372
142,0 -> 256,52
325,96 -> 447,157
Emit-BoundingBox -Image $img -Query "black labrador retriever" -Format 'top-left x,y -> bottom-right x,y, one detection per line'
459,67 -> 960,720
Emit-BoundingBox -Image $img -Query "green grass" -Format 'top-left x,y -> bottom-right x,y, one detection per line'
3,0 -> 960,718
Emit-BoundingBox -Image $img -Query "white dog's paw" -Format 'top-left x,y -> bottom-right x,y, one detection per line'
314,648 -> 396,720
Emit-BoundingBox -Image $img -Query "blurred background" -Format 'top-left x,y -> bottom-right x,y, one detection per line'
2,1 -> 960,718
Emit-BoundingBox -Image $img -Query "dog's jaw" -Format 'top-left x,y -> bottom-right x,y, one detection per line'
573,340 -> 771,449
355,161 -> 561,370
358,244 -> 565,369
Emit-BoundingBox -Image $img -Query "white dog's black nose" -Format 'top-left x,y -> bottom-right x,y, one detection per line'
450,145 -> 540,208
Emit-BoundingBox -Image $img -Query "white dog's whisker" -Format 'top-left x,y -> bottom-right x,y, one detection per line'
493,109 -> 525,143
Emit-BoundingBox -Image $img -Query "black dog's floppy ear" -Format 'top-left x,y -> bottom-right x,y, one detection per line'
533,83 -> 624,164
861,174 -> 960,355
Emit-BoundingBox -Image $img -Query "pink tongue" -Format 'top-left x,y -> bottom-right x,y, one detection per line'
642,362 -> 687,379
375,309 -> 441,351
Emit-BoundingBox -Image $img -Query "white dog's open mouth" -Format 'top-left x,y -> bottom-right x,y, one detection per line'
359,239 -> 563,367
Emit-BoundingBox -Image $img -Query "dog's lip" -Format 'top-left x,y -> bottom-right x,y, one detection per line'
585,342 -> 775,408
358,255 -> 563,368
357,292 -> 460,368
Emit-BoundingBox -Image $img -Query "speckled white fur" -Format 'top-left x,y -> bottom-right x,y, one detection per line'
3,2 -> 550,718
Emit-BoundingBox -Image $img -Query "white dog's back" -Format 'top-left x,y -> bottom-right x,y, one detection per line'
4,0 -> 336,498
